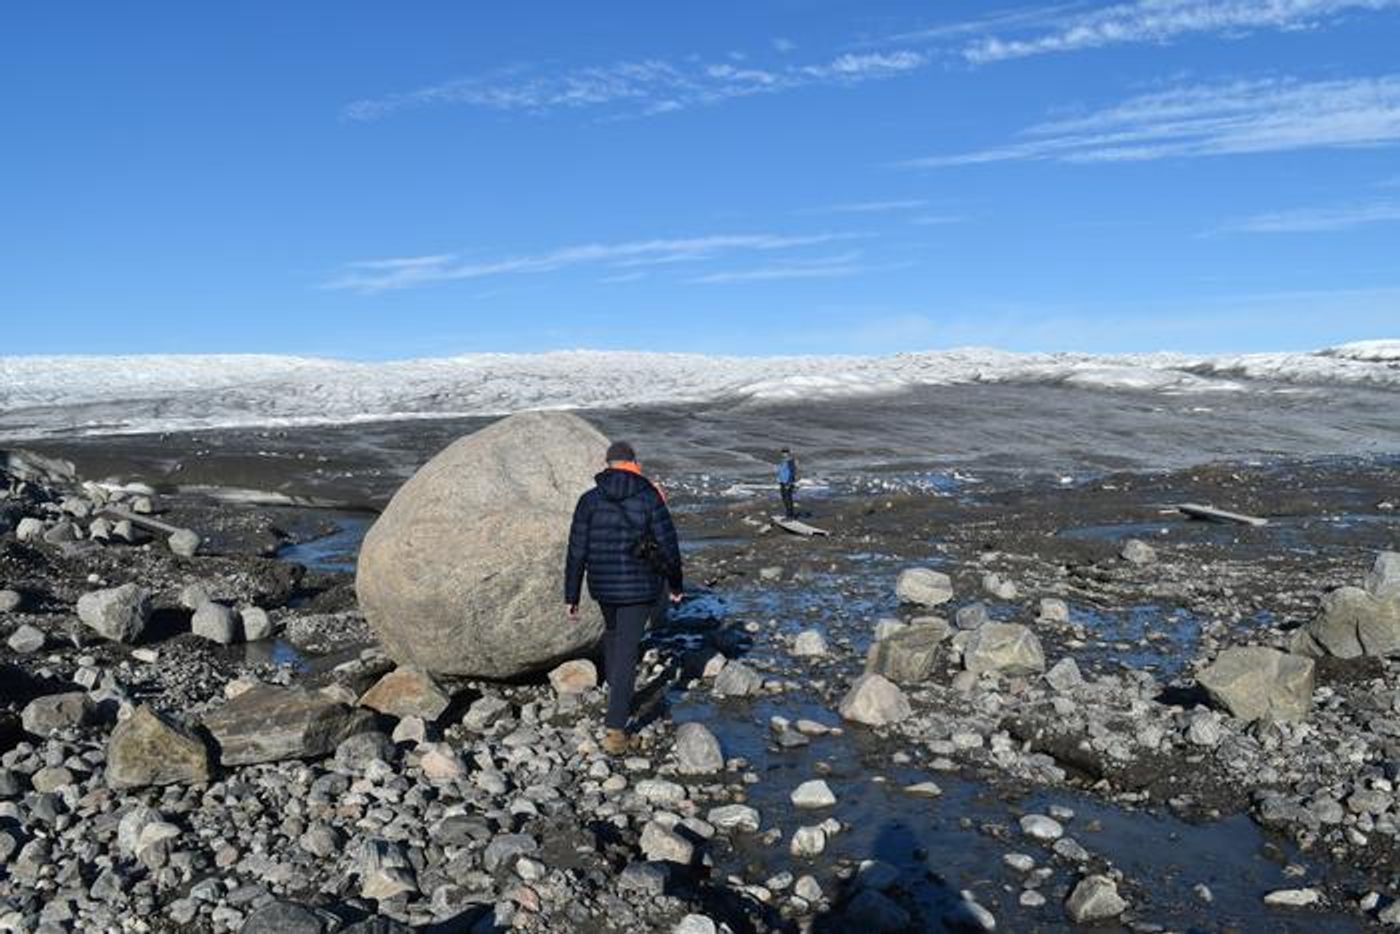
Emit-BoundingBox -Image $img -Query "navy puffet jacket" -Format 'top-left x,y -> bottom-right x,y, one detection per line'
565,468 -> 683,607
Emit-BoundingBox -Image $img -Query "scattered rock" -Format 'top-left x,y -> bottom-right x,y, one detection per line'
548,659 -> 598,695
7,624 -> 45,654
106,706 -> 213,789
77,583 -> 151,644
1044,656 -> 1084,693
1292,586 -> 1400,659
1365,551 -> 1400,599
838,673 -> 912,726
982,572 -> 1018,600
1197,646 -> 1315,722
358,668 -> 452,721
203,685 -> 373,766
792,629 -> 828,657
241,607 -> 273,641
1065,875 -> 1127,923
191,602 -> 240,645
791,780 -> 837,809
0,590 -> 22,613
21,692 -> 94,736
640,821 -> 695,865
168,528 -> 202,558
866,620 -> 948,684
790,825 -> 827,857
713,660 -> 764,697
955,603 -> 990,631
1038,598 -> 1070,623
675,722 -> 724,774
896,568 -> 954,607
1263,888 -> 1320,908
962,622 -> 1046,675
1120,539 -> 1156,566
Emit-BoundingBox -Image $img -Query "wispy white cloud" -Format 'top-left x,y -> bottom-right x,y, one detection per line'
345,51 -> 927,121
910,214 -> 967,226
689,252 -> 878,284
901,74 -> 1400,167
962,0 -> 1400,63
773,37 -> 797,53
1217,199 -> 1400,232
803,199 -> 929,215
325,233 -> 862,292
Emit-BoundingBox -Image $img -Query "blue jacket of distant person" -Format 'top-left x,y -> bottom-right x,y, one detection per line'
565,468 -> 683,606
777,456 -> 798,485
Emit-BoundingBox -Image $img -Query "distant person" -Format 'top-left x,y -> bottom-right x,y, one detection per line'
777,447 -> 799,519
565,440 -> 684,755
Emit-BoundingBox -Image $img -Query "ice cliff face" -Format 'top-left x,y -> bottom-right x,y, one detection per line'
0,342 -> 1396,439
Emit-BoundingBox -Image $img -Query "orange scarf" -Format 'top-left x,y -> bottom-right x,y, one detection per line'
612,461 -> 667,502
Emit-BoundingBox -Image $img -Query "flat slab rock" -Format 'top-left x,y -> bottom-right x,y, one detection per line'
202,685 -> 375,766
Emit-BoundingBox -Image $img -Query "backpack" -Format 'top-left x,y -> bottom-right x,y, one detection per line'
605,496 -> 672,578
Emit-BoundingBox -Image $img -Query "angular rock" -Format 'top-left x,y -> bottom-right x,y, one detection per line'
358,668 -> 452,720
865,621 -> 947,684
640,821 -> 695,864
896,568 -> 953,608
241,607 -> 273,642
168,528 -> 201,558
21,692 -> 94,736
7,624 -> 44,654
790,825 -> 827,857
1066,875 -> 1127,923
239,901 -> 339,934
203,685 -> 374,766
356,412 -> 610,678
839,673 -> 912,726
106,706 -> 212,789
77,583 -> 150,644
962,622 -> 1045,676
191,602 -> 240,645
707,805 -> 760,832
675,721 -> 724,774
1120,539 -> 1156,566
792,629 -> 828,657
791,779 -> 836,808
0,590 -> 22,613
1038,598 -> 1070,623
982,572 -> 1018,600
548,659 -> 598,695
335,731 -> 396,770
955,603 -> 990,631
1366,552 -> 1400,599
178,583 -> 212,610
1044,657 -> 1084,693
713,660 -> 764,697
1292,586 -> 1400,659
15,517 -> 45,543
1197,646 -> 1315,723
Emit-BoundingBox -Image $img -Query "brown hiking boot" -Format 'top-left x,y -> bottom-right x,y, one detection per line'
602,729 -> 631,756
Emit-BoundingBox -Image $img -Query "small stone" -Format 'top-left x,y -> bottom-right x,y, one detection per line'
707,805 -> 760,832
77,583 -> 151,643
21,692 -> 94,736
838,673 -> 912,726
673,915 -> 718,934
792,629 -> 828,657
241,607 -> 273,642
640,821 -> 694,865
192,602 -> 240,645
1038,598 -> 1070,623
1020,814 -> 1064,841
982,572 -> 1018,600
1044,657 -> 1084,693
178,583 -> 212,610
713,660 -> 764,697
897,568 -> 954,607
1121,539 -> 1156,566
791,779 -> 837,808
548,659 -> 598,695
675,721 -> 724,774
1066,874 -> 1127,922
790,826 -> 827,857
905,781 -> 942,798
106,706 -> 212,789
1365,552 -> 1400,599
359,668 -> 452,721
168,528 -> 202,558
0,590 -> 23,613
1263,888 -> 1320,907
7,624 -> 45,654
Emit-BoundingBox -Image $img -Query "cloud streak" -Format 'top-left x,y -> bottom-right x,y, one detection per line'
688,251 -> 875,284
803,199 -> 929,215
344,51 -> 927,121
325,233 -> 863,292
901,74 -> 1400,166
1218,199 -> 1400,232
962,0 -> 1400,63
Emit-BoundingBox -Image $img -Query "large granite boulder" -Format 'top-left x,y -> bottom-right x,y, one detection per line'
202,685 -> 374,766
1291,586 -> 1400,659
356,412 -> 608,678
961,622 -> 1046,676
106,706 -> 213,789
1197,646 -> 1315,723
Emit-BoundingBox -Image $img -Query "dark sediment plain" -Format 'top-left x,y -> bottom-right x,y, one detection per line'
1,391 -> 1399,933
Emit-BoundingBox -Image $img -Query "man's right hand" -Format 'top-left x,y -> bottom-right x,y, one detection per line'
566,603 -> 580,622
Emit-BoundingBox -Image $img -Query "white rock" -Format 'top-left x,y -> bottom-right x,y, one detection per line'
791,779 -> 837,809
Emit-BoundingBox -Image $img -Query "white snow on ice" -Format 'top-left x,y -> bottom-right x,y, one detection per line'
0,341 -> 1395,439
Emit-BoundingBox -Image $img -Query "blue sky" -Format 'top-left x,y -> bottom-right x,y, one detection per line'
3,1 -> 1399,358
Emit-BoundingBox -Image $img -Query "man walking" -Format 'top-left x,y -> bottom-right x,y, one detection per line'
777,447 -> 799,519
565,441 -> 683,755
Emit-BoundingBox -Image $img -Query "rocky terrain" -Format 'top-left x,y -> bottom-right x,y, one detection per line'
0,438 -> 1399,933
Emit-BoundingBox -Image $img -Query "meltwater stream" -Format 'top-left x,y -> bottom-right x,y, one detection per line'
269,516 -> 1360,931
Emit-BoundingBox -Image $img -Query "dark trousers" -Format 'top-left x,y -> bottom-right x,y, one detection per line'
780,483 -> 796,518
599,602 -> 651,730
